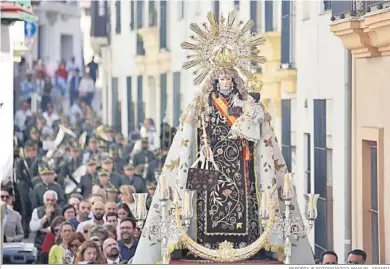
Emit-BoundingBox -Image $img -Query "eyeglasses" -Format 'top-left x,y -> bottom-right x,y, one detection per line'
0,195 -> 9,199
70,244 -> 80,248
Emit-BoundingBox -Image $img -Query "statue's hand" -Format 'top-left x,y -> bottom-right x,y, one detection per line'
264,112 -> 272,122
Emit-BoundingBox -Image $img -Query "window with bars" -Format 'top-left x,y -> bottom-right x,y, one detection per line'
130,0 -> 135,30
115,0 -> 121,34
304,133 -> 311,194
368,141 -> 379,264
281,99 -> 292,172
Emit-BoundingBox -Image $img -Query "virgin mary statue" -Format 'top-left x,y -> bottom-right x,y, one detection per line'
132,11 -> 314,264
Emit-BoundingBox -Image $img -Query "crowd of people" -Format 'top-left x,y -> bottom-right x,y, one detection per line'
3,61 -> 175,264
17,56 -> 98,116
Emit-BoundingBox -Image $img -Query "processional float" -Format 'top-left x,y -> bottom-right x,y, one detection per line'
132,10 -> 319,264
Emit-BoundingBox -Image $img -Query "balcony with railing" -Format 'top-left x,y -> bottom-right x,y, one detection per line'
330,0 -> 390,58
331,0 -> 390,20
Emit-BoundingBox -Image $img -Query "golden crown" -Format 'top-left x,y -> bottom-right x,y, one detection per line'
212,47 -> 237,68
181,11 -> 266,85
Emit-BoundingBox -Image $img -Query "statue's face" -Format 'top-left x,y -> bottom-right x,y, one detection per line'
218,74 -> 233,90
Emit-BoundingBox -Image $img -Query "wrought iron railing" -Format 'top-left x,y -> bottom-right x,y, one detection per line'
331,0 -> 390,21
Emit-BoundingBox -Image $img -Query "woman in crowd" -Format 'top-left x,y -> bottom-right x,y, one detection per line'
74,240 -> 105,264
41,216 -> 66,264
116,203 -> 133,240
48,221 -> 74,264
63,232 -> 86,264
105,224 -> 117,240
119,185 -> 136,214
62,204 -> 79,230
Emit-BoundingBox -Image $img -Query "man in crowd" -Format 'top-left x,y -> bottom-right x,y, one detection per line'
1,187 -> 24,242
69,68 -> 81,106
14,100 -> 32,132
347,249 -> 367,264
15,140 -> 39,237
30,190 -> 62,263
80,158 -> 97,199
121,163 -> 146,193
77,200 -> 105,233
105,212 -> 118,228
132,138 -> 156,167
118,218 -> 138,262
103,238 -> 124,264
87,56 -> 98,85
77,199 -> 91,223
100,157 -> 121,188
320,250 -> 338,265
30,164 -> 65,209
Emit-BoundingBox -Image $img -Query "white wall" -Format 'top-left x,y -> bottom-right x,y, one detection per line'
34,4 -> 83,68
295,0 -> 347,258
0,25 -> 16,182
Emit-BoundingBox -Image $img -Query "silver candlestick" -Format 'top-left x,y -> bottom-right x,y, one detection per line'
271,173 -> 319,265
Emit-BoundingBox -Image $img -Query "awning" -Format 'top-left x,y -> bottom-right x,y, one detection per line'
1,0 -> 37,23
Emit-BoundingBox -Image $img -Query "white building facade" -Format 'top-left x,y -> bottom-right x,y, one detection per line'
294,0 -> 351,260
102,0 -> 280,138
32,1 -> 83,70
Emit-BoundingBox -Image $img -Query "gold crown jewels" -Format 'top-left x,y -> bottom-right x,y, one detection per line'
181,11 -> 266,85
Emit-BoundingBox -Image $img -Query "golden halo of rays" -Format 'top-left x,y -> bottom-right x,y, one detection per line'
181,10 -> 266,86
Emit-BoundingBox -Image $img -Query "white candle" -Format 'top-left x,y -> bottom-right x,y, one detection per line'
138,196 -> 146,219
261,191 -> 268,209
159,175 -> 168,199
283,174 -> 291,197
184,192 -> 190,217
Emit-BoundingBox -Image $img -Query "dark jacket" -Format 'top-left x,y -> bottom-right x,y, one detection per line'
33,206 -> 62,251
80,173 -> 94,199
30,182 -> 66,209
132,150 -> 156,167
120,175 -> 146,193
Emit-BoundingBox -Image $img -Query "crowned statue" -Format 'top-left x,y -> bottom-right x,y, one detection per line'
132,11 -> 315,264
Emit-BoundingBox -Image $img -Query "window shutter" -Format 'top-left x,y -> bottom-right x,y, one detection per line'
130,0 -> 135,30
281,0 -> 291,66
160,0 -> 167,49
111,78 -> 121,132
136,0 -> 144,29
173,72 -> 181,126
160,73 -> 167,124
281,99 -> 292,172
214,0 -> 219,22
115,0 -> 121,34
250,1 -> 257,32
137,75 -> 144,125
313,99 -> 328,257
265,0 -> 273,32
127,77 -> 135,132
